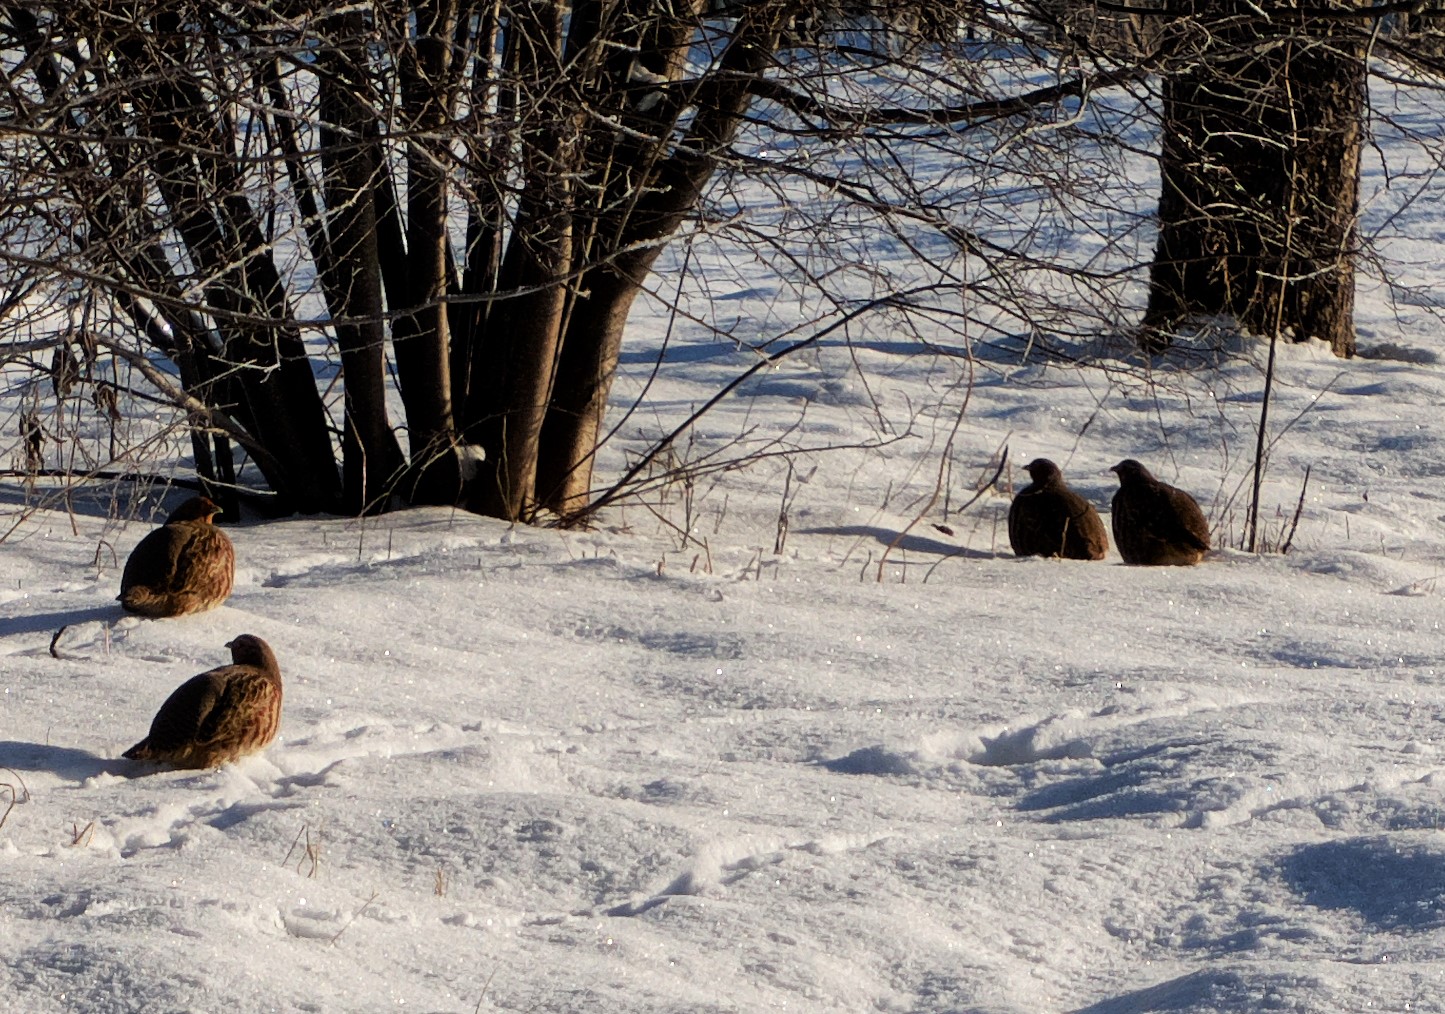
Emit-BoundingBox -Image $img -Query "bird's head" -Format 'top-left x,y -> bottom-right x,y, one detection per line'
225,634 -> 277,671
1110,459 -> 1155,485
166,496 -> 223,524
1023,458 -> 1062,484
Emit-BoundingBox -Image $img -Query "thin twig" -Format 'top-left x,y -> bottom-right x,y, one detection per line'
880,446 -> 1008,582
570,291 -> 922,525
876,375 -> 982,581
1280,464 -> 1311,555
330,891 -> 379,946
474,967 -> 500,1014
282,823 -> 308,869
0,769 -> 32,830
1248,38 -> 1300,554
0,787 -> 14,830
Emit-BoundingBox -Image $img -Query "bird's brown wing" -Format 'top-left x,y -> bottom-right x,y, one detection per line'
195,671 -> 283,756
120,526 -> 187,593
139,669 -> 230,754
1164,488 -> 1211,550
1009,490 -> 1059,557
1139,486 -> 1209,551
170,526 -> 235,600
1062,495 -> 1109,559
196,672 -> 252,744
1111,488 -> 1149,561
1007,495 -> 1032,555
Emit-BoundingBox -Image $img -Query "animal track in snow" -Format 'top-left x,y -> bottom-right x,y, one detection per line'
821,684 -> 1257,778
111,762 -> 311,855
606,832 -> 889,917
552,610 -> 745,660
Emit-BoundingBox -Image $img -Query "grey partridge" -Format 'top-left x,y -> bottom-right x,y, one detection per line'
1109,459 -> 1211,565
124,634 -> 283,769
119,496 -> 234,617
1009,458 -> 1108,561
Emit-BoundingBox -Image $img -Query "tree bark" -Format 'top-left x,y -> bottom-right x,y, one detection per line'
394,0 -> 466,505
316,18 -> 408,513
450,3 -> 508,419
1145,1 -> 1364,357
111,16 -> 343,511
465,3 -> 576,520
536,1 -> 788,515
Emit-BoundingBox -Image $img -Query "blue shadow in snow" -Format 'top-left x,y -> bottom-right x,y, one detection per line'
617,336 -> 978,368
796,525 -> 991,560
0,485 -> 139,517
1,603 -> 125,639
206,798 -> 306,830
1280,836 -> 1445,932
617,342 -> 743,366
1017,738 -> 1213,822
1070,970 -> 1247,1014
820,745 -> 916,776
0,740 -> 129,781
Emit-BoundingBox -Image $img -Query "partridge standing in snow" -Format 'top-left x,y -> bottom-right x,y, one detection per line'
1008,458 -> 1109,560
1109,459 -> 1211,565
123,634 -> 283,769
118,496 -> 234,617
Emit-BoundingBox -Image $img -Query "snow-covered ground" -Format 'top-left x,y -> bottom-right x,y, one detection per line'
6,61 -> 1445,1014
7,323 -> 1445,1013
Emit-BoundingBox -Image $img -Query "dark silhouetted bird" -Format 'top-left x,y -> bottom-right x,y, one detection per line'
1109,459 -> 1211,565
123,634 -> 283,769
1008,458 -> 1109,560
118,496 -> 234,617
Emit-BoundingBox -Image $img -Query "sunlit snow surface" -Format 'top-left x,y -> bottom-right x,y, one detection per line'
7,72 -> 1445,1014
7,328 -> 1445,1013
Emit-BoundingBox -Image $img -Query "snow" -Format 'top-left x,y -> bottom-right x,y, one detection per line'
7,68 -> 1445,1014
10,342 -> 1445,1012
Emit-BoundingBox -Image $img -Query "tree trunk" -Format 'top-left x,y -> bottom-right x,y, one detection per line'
114,21 -> 343,511
534,268 -> 648,512
535,1 -> 789,516
316,21 -> 408,513
465,3 -> 576,520
394,0 -> 465,505
450,4 -> 508,420
1144,2 -> 1364,358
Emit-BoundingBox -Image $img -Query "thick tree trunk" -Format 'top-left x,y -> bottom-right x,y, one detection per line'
532,0 -> 698,514
1145,2 -> 1364,358
316,24 -> 408,513
469,190 -> 574,519
465,3 -> 576,520
394,0 -> 465,505
10,7 -> 260,516
534,269 -> 648,512
113,21 -> 343,512
450,5 -> 508,420
535,1 -> 788,516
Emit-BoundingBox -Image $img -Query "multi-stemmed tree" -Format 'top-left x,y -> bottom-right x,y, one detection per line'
0,1 -> 1439,521
0,1 -> 1132,518
6,1 -> 808,517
